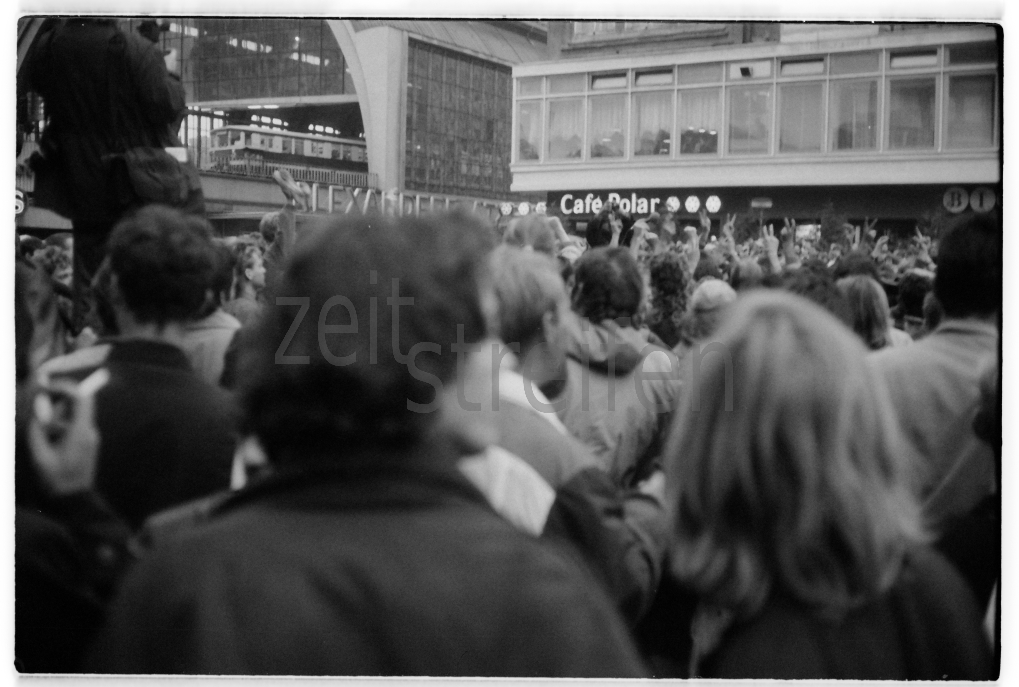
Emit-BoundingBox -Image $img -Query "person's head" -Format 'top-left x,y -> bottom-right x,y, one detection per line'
678,278 -> 736,345
571,246 -> 643,325
933,213 -> 1001,319
782,269 -> 852,327
836,275 -> 893,351
665,290 -> 924,620
259,211 -> 283,245
195,243 -> 237,317
832,250 -> 879,281
585,211 -> 615,248
233,243 -> 266,294
44,232 -> 73,251
693,251 -> 722,282
106,205 -> 218,328
894,270 -> 934,338
729,258 -> 764,292
19,235 -> 45,261
502,215 -> 557,256
236,211 -> 497,465
648,251 -> 690,318
489,245 -> 570,383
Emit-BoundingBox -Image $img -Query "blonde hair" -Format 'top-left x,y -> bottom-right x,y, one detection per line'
836,274 -> 893,350
665,290 -> 925,621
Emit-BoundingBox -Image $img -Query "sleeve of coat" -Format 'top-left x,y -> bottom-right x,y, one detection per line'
123,31 -> 187,129
542,466 -> 669,626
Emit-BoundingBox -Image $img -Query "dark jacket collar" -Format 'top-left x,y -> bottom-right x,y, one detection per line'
106,338 -> 192,371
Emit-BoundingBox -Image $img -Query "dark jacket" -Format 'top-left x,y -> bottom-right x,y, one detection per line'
15,493 -> 135,673
39,339 -> 237,529
87,450 -> 648,677
695,547 -> 995,680
24,19 -> 186,225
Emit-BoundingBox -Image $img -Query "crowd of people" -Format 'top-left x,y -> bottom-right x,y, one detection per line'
15,185 -> 1001,678
14,16 -> 1000,681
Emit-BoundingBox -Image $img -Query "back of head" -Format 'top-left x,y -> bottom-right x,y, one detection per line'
665,290 -> 923,619
237,211 -> 495,464
836,274 -> 892,350
693,252 -> 722,282
571,247 -> 643,324
895,270 -> 934,319
832,250 -> 879,281
490,245 -> 566,349
503,215 -> 556,256
934,213 -> 1001,319
649,251 -> 690,313
585,213 -> 613,248
729,258 -> 763,291
782,269 -> 852,327
107,205 -> 218,326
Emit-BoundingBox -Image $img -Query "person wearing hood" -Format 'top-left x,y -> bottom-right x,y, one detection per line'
547,247 -> 680,489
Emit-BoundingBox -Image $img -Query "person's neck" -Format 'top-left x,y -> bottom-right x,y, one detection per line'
240,282 -> 259,301
518,341 -> 568,399
115,313 -> 189,349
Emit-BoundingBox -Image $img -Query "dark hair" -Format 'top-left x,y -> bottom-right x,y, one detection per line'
895,272 -> 934,319
832,250 -> 879,281
782,269 -> 852,327
693,252 -> 722,282
571,247 -> 643,323
107,205 -> 218,325
646,251 -> 690,348
585,212 -> 613,248
934,213 -> 1001,318
19,235 -> 44,259
237,211 -> 495,464
197,243 -> 237,315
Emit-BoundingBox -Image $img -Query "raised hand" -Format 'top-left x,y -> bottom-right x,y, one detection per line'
761,224 -> 779,255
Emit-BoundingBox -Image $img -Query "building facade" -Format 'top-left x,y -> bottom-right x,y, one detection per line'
510,22 -> 1001,228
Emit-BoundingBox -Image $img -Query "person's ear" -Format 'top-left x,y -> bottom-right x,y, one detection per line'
244,266 -> 254,282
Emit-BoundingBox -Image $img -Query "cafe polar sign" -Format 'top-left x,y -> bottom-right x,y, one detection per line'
557,191 -> 721,216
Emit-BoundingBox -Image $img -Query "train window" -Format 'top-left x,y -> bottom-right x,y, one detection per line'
548,73 -> 585,95
830,80 -> 878,151
229,130 -> 242,145
779,82 -> 824,152
677,88 -> 720,155
948,42 -> 997,66
243,132 -> 251,146
888,78 -> 936,149
947,74 -> 995,148
830,51 -> 879,75
677,62 -> 722,85
216,132 -> 228,147
889,49 -> 939,70
281,138 -> 291,154
728,85 -> 772,154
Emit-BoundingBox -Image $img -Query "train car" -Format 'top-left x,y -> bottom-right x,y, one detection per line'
510,24 -> 1000,230
209,125 -> 368,173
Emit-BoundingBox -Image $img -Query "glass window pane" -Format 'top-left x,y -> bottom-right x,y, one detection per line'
592,73 -> 627,90
889,50 -> 939,69
728,85 -> 772,154
948,42 -> 997,66
830,51 -> 879,75
589,95 -> 626,158
678,88 -> 720,154
547,99 -> 584,159
518,77 -> 542,97
888,78 -> 936,149
677,62 -> 722,85
517,101 -> 542,160
635,69 -> 673,87
548,73 -> 585,94
728,60 -> 772,80
779,82 -> 823,152
781,59 -> 825,77
830,80 -> 877,150
947,74 -> 995,148
633,91 -> 672,156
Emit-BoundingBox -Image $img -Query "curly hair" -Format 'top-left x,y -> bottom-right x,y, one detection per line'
571,247 -> 644,324
645,251 -> 690,348
107,205 -> 218,325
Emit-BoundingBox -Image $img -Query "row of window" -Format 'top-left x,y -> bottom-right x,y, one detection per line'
514,42 -> 998,163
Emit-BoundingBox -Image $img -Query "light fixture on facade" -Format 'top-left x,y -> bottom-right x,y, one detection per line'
684,196 -> 701,213
705,195 -> 722,213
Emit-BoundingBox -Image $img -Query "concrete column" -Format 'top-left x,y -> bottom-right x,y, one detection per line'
328,21 -> 407,193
